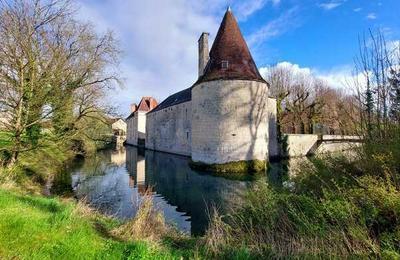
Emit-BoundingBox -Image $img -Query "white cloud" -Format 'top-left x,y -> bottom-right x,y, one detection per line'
76,0 -> 288,115
259,61 -> 313,78
77,0 -> 221,115
366,13 -> 377,20
247,7 -> 300,47
353,7 -> 362,12
315,65 -> 359,90
235,0 -> 266,21
235,0 -> 281,21
318,1 -> 343,10
259,62 -> 364,93
388,40 -> 400,50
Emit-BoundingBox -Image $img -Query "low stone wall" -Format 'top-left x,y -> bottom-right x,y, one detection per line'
284,134 -> 362,157
284,134 -> 319,157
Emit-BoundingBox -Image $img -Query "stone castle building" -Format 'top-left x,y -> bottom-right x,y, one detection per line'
126,9 -> 279,167
126,97 -> 158,146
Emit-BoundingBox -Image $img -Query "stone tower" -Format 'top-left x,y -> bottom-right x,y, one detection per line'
191,8 -> 269,166
198,32 -> 209,77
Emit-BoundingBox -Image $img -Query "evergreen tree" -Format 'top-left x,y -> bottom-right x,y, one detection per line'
389,69 -> 400,123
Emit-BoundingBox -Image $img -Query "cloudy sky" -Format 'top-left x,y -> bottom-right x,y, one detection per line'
76,0 -> 400,116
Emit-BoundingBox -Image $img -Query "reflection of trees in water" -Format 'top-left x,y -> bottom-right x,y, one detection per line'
71,146 -> 250,235
71,150 -> 137,219
126,147 -> 249,235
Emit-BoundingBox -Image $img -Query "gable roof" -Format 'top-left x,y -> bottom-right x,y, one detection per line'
126,97 -> 158,119
197,9 -> 266,84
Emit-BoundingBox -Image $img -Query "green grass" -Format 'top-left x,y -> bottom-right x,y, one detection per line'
0,189 -> 191,259
205,148 -> 400,258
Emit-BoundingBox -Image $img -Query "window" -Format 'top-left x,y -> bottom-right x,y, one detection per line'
186,132 -> 189,140
221,60 -> 229,69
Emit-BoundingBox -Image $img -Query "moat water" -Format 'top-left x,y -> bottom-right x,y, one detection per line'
61,146 -> 302,236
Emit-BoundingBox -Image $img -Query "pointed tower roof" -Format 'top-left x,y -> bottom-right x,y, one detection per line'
197,9 -> 266,84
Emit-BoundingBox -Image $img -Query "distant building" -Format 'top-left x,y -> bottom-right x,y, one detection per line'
126,97 -> 158,146
126,8 -> 279,166
110,118 -> 127,136
108,117 -> 127,147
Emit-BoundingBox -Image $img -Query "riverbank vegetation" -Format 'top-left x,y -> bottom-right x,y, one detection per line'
1,0 -> 400,259
0,188 -> 196,259
205,135 -> 400,258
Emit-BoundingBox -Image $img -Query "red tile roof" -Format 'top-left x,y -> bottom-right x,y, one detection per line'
137,96 -> 158,112
126,97 -> 158,119
197,9 -> 266,84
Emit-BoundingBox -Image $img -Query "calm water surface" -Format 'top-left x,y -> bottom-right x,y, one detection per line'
70,146 -> 256,235
68,146 -> 308,235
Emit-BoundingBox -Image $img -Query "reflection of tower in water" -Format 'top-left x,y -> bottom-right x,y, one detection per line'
136,155 -> 147,194
126,147 -> 149,195
124,146 -> 248,235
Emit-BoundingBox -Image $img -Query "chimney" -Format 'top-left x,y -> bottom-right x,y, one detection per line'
198,32 -> 209,77
130,103 -> 137,113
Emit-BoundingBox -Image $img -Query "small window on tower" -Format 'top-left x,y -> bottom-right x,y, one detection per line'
221,60 -> 229,69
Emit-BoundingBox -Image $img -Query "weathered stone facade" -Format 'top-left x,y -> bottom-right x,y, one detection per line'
191,80 -> 269,164
146,101 -> 192,156
126,112 -> 146,146
126,97 -> 158,146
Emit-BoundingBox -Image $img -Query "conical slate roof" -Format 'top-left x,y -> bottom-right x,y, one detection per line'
198,9 -> 266,84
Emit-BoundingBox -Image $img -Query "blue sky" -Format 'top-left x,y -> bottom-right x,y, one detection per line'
76,0 -> 400,115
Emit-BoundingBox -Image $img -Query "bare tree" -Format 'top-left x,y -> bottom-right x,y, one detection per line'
354,29 -> 400,139
0,0 -> 120,165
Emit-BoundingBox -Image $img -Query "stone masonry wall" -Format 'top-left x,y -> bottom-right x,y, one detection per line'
146,101 -> 192,156
267,97 -> 279,159
126,115 -> 137,146
285,134 -> 362,157
191,80 -> 269,164
126,112 -> 147,146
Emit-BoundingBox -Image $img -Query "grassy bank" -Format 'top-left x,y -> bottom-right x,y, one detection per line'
205,137 -> 400,258
0,189 -> 196,259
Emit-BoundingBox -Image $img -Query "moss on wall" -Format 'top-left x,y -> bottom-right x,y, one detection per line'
189,159 -> 266,176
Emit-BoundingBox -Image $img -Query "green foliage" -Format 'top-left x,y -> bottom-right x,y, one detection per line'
206,134 -> 400,258
0,189 -> 193,259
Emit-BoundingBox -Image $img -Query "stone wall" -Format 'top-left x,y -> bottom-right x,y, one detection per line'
191,80 -> 269,164
284,134 -> 362,157
315,135 -> 362,154
267,97 -> 279,159
146,101 -> 192,156
126,112 -> 147,146
126,114 -> 137,146
284,134 -> 319,157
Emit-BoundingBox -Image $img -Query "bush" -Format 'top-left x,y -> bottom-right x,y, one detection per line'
205,134 -> 400,258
